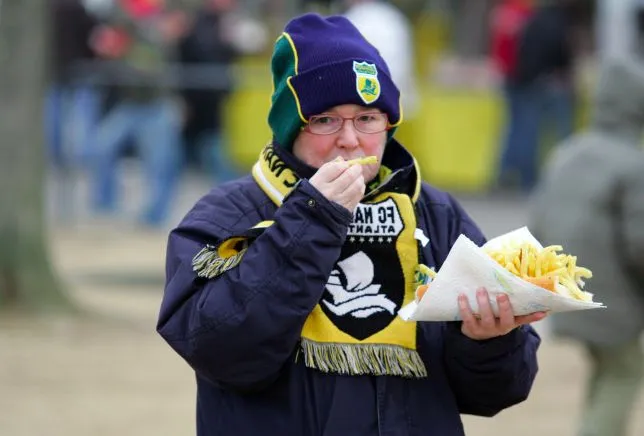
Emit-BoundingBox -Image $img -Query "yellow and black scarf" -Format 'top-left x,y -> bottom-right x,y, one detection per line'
194,145 -> 429,378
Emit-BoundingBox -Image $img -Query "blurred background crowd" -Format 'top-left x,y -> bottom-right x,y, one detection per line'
2,1 -> 643,435
45,0 -> 611,229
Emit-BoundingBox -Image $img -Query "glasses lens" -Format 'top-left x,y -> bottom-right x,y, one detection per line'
354,113 -> 388,133
308,115 -> 342,134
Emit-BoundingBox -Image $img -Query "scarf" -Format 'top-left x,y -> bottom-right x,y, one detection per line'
193,144 -> 429,378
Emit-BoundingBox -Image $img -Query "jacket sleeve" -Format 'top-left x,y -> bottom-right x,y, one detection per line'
156,180 -> 352,391
444,323 -> 541,416
434,194 -> 541,416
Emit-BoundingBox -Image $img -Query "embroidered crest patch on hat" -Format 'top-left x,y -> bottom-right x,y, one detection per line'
353,61 -> 381,104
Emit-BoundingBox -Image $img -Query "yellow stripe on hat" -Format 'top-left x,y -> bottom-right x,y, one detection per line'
279,32 -> 307,124
270,33 -> 300,103
282,32 -> 299,74
287,76 -> 308,124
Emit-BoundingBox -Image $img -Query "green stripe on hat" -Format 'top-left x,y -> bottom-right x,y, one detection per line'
268,34 -> 307,149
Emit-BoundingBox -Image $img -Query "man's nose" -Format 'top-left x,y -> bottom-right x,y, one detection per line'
336,119 -> 359,148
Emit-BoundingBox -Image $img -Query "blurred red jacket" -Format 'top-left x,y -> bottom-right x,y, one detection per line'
120,0 -> 164,19
490,0 -> 533,79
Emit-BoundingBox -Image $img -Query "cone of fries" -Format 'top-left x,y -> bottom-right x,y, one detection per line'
398,227 -> 605,322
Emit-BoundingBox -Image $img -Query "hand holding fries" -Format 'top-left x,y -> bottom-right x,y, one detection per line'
399,229 -> 603,323
458,288 -> 547,340
310,159 -> 365,212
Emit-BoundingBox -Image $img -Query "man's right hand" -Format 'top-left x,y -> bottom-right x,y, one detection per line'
309,159 -> 365,213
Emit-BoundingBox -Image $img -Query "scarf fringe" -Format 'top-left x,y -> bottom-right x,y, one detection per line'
301,338 -> 427,378
192,245 -> 246,279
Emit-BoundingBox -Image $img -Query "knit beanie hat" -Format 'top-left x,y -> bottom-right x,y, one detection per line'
268,13 -> 403,149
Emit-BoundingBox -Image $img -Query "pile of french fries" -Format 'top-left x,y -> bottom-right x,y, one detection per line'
414,241 -> 595,303
485,242 -> 594,302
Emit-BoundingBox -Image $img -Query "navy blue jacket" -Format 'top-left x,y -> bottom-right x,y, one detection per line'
157,142 -> 541,435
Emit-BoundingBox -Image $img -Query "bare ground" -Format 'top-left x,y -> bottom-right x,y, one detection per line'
1,227 -> 642,436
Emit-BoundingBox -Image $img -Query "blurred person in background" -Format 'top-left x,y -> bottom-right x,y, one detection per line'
89,0 -> 189,227
489,0 -> 534,188
529,58 -> 644,436
490,0 -> 534,82
48,0 -> 101,167
344,0 -> 419,118
495,0 -> 578,193
300,0 -> 336,13
178,0 -> 240,184
158,13 -> 544,435
83,0 -> 116,18
636,0 -> 644,56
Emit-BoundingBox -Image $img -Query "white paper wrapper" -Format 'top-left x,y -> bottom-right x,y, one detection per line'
398,227 -> 605,322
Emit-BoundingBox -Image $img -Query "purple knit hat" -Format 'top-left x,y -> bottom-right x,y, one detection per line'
268,13 -> 403,149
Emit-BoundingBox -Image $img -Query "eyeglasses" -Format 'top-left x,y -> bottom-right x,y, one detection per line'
305,112 -> 389,135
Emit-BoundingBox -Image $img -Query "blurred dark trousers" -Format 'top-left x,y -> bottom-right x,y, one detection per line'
46,83 -> 102,167
191,129 -> 239,184
579,339 -> 644,436
498,79 -> 574,191
90,98 -> 182,226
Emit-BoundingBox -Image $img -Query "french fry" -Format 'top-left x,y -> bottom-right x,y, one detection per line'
346,156 -> 378,166
523,276 -> 556,291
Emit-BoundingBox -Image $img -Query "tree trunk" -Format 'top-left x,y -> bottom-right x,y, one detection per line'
0,1 -> 72,312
